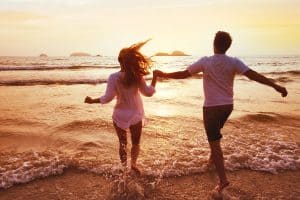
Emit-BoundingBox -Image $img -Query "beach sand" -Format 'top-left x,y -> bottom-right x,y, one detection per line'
0,169 -> 299,200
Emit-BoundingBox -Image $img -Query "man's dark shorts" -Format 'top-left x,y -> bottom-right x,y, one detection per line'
203,104 -> 233,142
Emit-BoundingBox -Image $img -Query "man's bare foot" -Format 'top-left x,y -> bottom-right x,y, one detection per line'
214,181 -> 230,193
131,165 -> 141,176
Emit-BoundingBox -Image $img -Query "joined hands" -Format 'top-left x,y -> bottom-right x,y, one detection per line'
153,70 -> 166,78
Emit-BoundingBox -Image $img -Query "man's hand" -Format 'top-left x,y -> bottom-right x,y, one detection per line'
153,70 -> 166,77
274,85 -> 288,97
85,96 -> 93,104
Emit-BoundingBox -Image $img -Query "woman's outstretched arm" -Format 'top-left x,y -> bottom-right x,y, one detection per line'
85,74 -> 117,104
84,96 -> 100,104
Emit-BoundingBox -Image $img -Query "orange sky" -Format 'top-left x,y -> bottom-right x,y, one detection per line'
0,0 -> 299,56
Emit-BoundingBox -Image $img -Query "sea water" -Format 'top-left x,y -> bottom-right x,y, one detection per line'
0,55 -> 299,188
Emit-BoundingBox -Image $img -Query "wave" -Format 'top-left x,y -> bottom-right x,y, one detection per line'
272,77 -> 293,83
55,119 -> 110,132
1,113 -> 299,189
0,117 -> 48,127
256,61 -> 299,66
237,76 -> 294,83
197,70 -> 300,78
0,74 -> 295,87
0,65 -> 120,71
0,151 -> 66,189
237,113 -> 300,128
160,70 -> 299,83
242,113 -> 279,122
263,70 -> 300,76
0,79 -> 107,86
0,76 -> 156,86
1,135 -> 299,189
238,112 -> 297,121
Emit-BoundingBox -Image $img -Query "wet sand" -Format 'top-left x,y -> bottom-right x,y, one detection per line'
0,169 -> 299,200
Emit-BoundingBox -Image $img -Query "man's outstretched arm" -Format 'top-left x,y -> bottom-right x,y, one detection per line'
154,70 -> 191,79
243,70 -> 288,97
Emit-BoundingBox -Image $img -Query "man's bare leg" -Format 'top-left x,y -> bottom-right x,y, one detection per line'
208,153 -> 214,166
209,140 -> 229,192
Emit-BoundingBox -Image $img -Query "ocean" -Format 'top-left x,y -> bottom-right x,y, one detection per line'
0,55 -> 299,189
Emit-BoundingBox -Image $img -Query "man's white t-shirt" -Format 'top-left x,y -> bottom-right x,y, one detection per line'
187,54 -> 250,107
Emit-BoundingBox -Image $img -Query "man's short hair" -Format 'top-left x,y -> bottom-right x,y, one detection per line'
214,31 -> 232,53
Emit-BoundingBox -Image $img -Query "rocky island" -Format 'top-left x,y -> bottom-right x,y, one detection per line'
39,53 -> 48,58
154,50 -> 190,56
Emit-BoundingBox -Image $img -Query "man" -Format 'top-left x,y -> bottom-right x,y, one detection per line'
154,31 -> 288,192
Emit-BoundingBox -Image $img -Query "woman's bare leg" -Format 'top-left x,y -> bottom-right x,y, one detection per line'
131,144 -> 140,168
113,122 -> 128,167
129,121 -> 142,174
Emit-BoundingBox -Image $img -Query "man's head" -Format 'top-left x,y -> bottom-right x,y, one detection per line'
213,31 -> 232,54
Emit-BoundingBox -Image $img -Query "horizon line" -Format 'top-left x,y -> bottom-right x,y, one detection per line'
0,53 -> 299,57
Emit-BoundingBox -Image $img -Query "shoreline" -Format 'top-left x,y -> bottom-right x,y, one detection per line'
0,169 -> 299,200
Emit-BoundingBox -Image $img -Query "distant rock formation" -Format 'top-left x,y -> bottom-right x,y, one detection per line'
154,50 -> 189,56
70,52 -> 91,57
39,53 -> 48,57
96,54 -> 102,57
170,51 -> 190,56
154,52 -> 170,56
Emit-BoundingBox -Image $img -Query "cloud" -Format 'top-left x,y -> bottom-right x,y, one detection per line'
0,11 -> 49,31
0,11 -> 46,23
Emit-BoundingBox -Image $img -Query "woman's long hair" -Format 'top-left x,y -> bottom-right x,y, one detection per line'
118,39 -> 151,87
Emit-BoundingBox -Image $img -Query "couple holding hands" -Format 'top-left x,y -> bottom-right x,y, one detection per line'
85,31 -> 287,192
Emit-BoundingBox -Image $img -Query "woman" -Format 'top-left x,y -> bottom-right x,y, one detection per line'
85,40 -> 157,174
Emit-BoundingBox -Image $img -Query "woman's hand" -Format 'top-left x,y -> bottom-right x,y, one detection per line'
151,71 -> 158,87
84,96 -> 93,104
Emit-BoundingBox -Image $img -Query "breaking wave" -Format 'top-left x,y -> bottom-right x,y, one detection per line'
0,79 -> 107,86
1,113 -> 299,189
263,70 -> 300,76
0,65 -> 119,71
1,135 -> 299,189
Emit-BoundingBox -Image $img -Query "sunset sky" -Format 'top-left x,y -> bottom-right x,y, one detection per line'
0,0 -> 299,56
